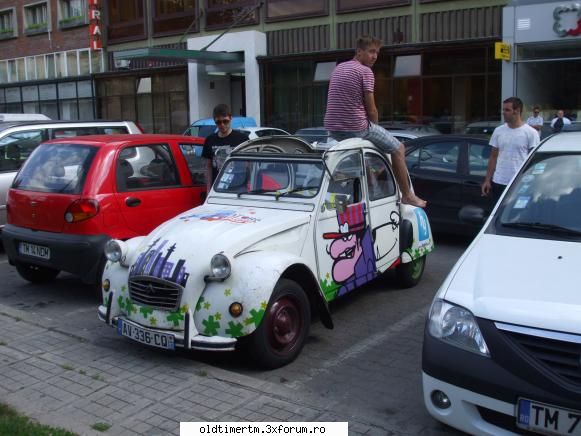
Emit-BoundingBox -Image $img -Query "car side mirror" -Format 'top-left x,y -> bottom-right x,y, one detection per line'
459,205 -> 487,224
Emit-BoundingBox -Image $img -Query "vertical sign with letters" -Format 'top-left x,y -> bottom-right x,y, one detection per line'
89,0 -> 102,50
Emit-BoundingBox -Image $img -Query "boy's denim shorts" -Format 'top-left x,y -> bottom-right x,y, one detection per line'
330,122 -> 401,153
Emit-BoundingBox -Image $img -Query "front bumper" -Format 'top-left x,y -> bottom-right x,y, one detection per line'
2,224 -> 109,284
97,304 -> 237,351
422,318 -> 581,434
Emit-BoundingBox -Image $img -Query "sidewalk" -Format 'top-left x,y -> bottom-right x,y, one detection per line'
0,303 -> 399,436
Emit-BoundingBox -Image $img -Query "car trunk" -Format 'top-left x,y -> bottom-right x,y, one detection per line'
8,142 -> 99,233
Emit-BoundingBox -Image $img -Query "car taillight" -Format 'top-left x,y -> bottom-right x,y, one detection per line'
64,199 -> 99,223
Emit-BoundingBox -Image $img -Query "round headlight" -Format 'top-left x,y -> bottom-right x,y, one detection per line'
210,253 -> 231,280
104,239 -> 124,263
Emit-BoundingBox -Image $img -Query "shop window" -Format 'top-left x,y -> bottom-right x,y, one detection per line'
45,54 -> 56,79
25,57 -> 36,80
107,0 -> 146,43
0,8 -> 16,39
55,53 -> 66,78
79,50 -> 90,75
205,0 -> 258,30
265,0 -> 327,22
35,56 -> 45,80
67,51 -> 78,76
58,0 -> 87,29
153,0 -> 197,36
0,62 -> 7,84
337,0 -> 408,14
91,50 -> 103,74
393,55 -> 421,77
24,2 -> 49,34
7,60 -> 17,82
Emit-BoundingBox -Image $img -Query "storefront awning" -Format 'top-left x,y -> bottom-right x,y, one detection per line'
113,48 -> 244,65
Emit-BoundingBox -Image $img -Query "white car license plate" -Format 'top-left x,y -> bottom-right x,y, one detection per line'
517,398 -> 581,435
117,319 -> 175,350
19,242 -> 50,260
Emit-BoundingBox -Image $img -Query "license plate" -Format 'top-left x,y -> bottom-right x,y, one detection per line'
19,242 -> 50,260
117,319 -> 175,350
517,398 -> 581,435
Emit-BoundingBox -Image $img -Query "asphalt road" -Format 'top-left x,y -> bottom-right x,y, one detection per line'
0,234 -> 471,434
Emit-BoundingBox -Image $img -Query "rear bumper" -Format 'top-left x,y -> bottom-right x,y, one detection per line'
2,224 -> 109,283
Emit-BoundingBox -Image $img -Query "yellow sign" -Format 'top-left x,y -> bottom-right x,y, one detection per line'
495,42 -> 511,61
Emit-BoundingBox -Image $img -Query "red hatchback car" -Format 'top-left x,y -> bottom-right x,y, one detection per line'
2,134 -> 207,286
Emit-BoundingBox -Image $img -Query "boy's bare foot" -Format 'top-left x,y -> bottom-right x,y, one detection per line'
402,193 -> 427,208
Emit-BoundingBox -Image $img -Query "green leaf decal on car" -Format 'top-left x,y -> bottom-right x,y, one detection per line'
166,311 -> 184,327
202,315 -> 221,335
244,308 -> 265,327
225,321 -> 244,337
195,297 -> 205,311
140,306 -> 153,318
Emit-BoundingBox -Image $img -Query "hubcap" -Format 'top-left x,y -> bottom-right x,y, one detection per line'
267,296 -> 303,352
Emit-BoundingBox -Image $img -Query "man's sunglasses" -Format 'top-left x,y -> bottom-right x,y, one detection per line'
215,119 -> 231,125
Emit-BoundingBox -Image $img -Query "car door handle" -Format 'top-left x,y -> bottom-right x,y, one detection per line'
125,197 -> 141,207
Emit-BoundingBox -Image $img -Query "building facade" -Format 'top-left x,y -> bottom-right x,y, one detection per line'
0,0 -> 104,119
502,0 -> 580,124
1,0 -> 508,134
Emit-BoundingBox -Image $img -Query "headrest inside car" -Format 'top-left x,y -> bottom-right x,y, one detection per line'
47,164 -> 65,177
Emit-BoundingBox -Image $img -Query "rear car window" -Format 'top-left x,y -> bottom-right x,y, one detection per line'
0,130 -> 44,172
13,143 -> 98,194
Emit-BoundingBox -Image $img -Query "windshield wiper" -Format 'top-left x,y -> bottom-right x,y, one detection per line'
237,188 -> 279,198
275,186 -> 320,200
501,221 -> 581,236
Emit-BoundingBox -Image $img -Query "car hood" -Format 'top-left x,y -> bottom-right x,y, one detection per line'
443,234 -> 581,334
132,203 -> 311,267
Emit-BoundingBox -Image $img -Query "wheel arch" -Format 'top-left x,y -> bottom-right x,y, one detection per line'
280,263 -> 334,330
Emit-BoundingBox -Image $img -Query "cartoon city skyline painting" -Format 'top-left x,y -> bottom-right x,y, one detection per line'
130,238 -> 189,287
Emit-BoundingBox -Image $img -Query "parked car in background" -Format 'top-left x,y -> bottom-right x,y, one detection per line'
98,136 -> 434,368
2,134 -> 206,288
294,127 -> 334,146
0,120 -> 143,229
423,131 -> 581,435
379,122 -> 441,135
183,116 -> 257,137
464,121 -> 501,136
237,127 -> 290,139
0,113 -> 51,122
540,120 -> 580,139
405,135 -> 492,234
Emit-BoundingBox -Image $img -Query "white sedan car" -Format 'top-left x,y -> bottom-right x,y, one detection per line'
423,131 -> 581,435
98,136 -> 433,368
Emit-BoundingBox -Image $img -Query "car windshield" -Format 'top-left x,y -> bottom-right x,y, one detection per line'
214,158 -> 324,199
13,143 -> 98,194
497,152 -> 581,237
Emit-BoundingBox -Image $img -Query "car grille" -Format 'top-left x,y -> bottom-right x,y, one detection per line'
499,327 -> 581,388
128,276 -> 183,311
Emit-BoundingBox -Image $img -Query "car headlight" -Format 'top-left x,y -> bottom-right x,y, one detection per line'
208,253 -> 231,281
104,239 -> 127,264
428,299 -> 490,357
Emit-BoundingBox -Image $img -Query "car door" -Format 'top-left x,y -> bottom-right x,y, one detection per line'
364,151 -> 400,272
113,142 -> 195,237
406,139 -> 464,228
315,151 -> 377,301
463,140 -> 493,214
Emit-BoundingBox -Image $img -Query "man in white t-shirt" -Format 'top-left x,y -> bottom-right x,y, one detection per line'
482,96 -> 540,203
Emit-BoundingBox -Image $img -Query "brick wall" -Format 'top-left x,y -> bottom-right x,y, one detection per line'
0,0 -> 91,60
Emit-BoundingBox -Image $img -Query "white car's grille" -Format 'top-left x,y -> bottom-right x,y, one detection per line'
128,276 -> 183,311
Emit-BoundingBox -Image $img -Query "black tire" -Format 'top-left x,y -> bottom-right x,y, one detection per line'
16,263 -> 60,284
245,278 -> 310,369
396,255 -> 426,288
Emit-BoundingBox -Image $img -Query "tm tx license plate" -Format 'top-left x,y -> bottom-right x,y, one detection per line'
517,398 -> 581,435
117,319 -> 175,350
19,242 -> 50,260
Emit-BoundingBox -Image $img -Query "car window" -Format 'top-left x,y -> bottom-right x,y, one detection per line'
52,127 -> 100,138
325,152 -> 363,209
468,143 -> 491,176
0,130 -> 44,172
178,143 -> 206,185
117,144 -> 180,191
394,135 -> 413,143
101,127 -> 129,134
498,153 -> 581,236
13,143 -> 98,194
416,142 -> 460,173
365,153 -> 396,200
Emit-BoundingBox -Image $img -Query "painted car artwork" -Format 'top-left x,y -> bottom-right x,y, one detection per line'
98,136 -> 434,368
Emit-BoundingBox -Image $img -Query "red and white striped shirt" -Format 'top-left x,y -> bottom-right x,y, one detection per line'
324,59 -> 375,132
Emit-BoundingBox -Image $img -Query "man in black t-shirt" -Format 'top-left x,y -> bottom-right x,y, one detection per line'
202,104 -> 249,191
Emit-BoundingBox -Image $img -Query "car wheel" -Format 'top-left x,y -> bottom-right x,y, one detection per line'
15,263 -> 60,284
245,279 -> 310,369
396,255 -> 426,288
